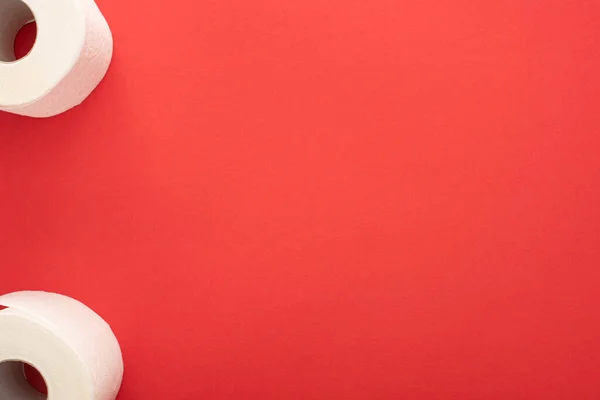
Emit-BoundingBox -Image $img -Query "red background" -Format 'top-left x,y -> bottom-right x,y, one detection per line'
1,0 -> 600,398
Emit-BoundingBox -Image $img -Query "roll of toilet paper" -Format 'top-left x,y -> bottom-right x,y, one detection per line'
0,0 -> 113,118
0,291 -> 123,399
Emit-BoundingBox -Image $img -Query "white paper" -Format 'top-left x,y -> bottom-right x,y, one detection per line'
0,291 -> 123,399
0,0 -> 113,117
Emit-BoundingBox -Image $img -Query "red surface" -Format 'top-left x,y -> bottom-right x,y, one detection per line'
23,363 -> 48,395
1,1 -> 600,398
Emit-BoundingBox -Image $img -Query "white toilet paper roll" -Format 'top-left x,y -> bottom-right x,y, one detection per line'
0,291 -> 123,399
0,0 -> 113,118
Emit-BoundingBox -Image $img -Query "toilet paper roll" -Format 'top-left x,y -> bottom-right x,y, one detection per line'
0,291 -> 123,399
0,0 -> 113,118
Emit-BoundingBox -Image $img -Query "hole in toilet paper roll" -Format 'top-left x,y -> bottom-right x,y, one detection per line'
14,22 -> 37,61
0,0 -> 37,63
0,361 -> 48,398
24,363 -> 48,395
